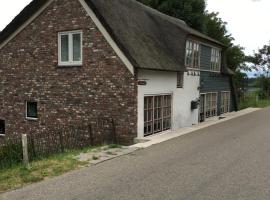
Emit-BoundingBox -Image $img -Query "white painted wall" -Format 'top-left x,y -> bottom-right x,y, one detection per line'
137,69 -> 200,139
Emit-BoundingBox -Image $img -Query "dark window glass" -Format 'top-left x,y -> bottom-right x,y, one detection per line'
0,120 -> 5,135
27,102 -> 38,119
177,72 -> 184,88
61,34 -> 69,62
73,33 -> 82,62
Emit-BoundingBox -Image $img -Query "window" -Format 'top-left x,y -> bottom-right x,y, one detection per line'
177,72 -> 184,88
221,91 -> 230,114
185,40 -> 200,69
204,92 -> 217,119
26,102 -> 38,119
58,30 -> 82,66
144,95 -> 172,136
0,120 -> 5,135
211,48 -> 221,71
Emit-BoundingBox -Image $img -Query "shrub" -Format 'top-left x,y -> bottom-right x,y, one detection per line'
0,141 -> 23,169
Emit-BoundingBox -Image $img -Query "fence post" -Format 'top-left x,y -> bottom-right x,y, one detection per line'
88,125 -> 94,146
22,134 -> 30,169
111,119 -> 118,145
59,132 -> 64,153
256,95 -> 259,103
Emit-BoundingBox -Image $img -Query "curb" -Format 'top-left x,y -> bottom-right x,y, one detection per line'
131,108 -> 261,149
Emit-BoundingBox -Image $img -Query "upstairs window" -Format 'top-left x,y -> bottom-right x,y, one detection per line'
58,30 -> 82,66
177,72 -> 184,88
185,41 -> 200,69
26,101 -> 38,120
211,48 -> 221,71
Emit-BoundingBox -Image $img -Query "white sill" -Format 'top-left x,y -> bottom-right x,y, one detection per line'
58,62 -> 82,67
0,134 -> 5,137
186,67 -> 221,73
26,117 -> 38,121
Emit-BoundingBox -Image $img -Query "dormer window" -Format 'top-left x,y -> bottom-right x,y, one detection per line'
210,48 -> 221,72
185,40 -> 200,69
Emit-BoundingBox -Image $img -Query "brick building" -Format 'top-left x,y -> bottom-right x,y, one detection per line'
0,0 -> 237,145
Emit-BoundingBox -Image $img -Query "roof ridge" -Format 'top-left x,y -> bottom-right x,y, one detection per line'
133,0 -> 188,27
128,0 -> 223,46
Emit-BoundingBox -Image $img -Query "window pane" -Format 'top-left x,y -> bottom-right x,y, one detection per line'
27,102 -> 38,118
0,120 -> 5,135
177,72 -> 184,88
73,33 -> 81,62
61,35 -> 69,62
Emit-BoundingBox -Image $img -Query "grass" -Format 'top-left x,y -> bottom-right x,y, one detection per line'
108,144 -> 122,149
239,93 -> 270,110
0,147 -> 93,193
92,155 -> 99,160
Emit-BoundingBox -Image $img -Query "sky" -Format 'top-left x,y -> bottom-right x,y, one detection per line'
0,0 -> 269,57
206,0 -> 270,55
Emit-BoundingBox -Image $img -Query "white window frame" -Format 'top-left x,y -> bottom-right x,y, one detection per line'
58,30 -> 83,66
26,101 -> 38,120
210,48 -> 221,72
143,94 -> 173,137
177,71 -> 184,88
185,40 -> 200,69
0,120 -> 5,137
201,92 -> 218,119
220,91 -> 230,114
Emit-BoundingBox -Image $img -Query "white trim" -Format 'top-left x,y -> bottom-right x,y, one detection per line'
187,38 -> 222,51
0,134 -> 5,137
143,93 -> 173,137
185,40 -> 200,69
0,0 -> 54,49
144,93 -> 173,97
25,116 -> 38,121
200,92 -> 218,121
210,48 -> 221,72
185,38 -> 222,73
187,68 -> 221,73
220,91 -> 231,114
58,30 -> 83,66
78,0 -> 135,75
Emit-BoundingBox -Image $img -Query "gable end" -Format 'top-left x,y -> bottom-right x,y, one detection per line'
78,0 -> 134,75
0,0 -> 53,49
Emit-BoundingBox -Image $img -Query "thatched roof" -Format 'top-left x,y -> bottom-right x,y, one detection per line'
0,0 -> 225,72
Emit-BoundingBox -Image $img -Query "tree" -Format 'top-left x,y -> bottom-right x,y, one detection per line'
246,44 -> 270,98
246,44 -> 270,75
137,0 -> 207,32
256,75 -> 270,98
233,70 -> 248,98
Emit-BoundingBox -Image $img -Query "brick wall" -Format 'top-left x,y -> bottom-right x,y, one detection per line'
0,0 -> 137,145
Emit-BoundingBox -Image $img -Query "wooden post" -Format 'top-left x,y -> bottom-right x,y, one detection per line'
88,125 -> 94,146
256,95 -> 259,103
22,134 -> 30,169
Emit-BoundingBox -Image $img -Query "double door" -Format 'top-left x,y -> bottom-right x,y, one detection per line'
144,95 -> 172,136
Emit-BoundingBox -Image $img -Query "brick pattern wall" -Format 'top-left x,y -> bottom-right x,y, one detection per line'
0,0 -> 137,145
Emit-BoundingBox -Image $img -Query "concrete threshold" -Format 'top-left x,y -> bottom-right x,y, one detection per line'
132,108 -> 261,149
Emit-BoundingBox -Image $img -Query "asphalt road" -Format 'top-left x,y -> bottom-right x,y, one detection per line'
2,108 -> 270,200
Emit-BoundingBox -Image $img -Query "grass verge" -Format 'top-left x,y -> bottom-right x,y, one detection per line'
0,147 -> 94,193
239,93 -> 270,110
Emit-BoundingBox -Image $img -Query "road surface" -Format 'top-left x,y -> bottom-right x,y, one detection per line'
2,108 -> 270,200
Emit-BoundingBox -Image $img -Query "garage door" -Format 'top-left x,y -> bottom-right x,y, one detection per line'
144,95 -> 172,137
